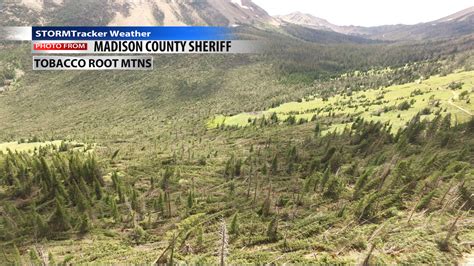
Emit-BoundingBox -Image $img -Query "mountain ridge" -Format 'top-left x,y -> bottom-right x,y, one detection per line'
277,6 -> 474,40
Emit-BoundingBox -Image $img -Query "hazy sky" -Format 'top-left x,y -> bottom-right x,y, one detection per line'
252,0 -> 473,26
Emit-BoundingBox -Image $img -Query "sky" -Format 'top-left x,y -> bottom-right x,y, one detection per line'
252,0 -> 473,26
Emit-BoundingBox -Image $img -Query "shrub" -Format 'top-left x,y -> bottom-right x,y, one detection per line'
398,100 -> 411,110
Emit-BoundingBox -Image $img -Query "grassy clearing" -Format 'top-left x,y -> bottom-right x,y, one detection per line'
0,140 -> 63,153
210,70 -> 474,133
0,140 -> 88,153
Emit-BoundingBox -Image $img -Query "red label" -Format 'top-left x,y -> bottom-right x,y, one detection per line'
33,43 -> 88,50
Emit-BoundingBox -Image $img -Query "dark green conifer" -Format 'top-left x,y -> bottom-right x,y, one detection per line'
187,191 -> 194,210
229,213 -> 239,235
49,199 -> 71,232
78,214 -> 91,234
266,217 -> 279,242
271,155 -> 278,175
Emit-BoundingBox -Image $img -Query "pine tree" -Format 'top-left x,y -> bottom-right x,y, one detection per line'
48,252 -> 55,266
304,176 -> 313,193
260,189 -> 272,217
150,176 -> 155,190
49,199 -> 71,233
323,175 -> 342,200
314,123 -> 322,137
228,180 -> 235,195
111,171 -> 120,191
117,184 -> 125,204
131,189 -> 140,213
439,113 -> 451,131
79,214 -> 91,234
155,194 -> 165,215
78,177 -> 92,203
270,112 -> 279,124
320,168 -> 330,190
234,159 -> 242,177
229,213 -> 239,235
416,191 -> 436,211
131,224 -> 147,244
266,217 -> 279,242
29,249 -> 41,264
111,200 -> 120,222
262,164 -> 268,176
187,191 -> 194,210
33,212 -> 48,239
94,177 -> 103,200
286,161 -> 295,175
73,180 -> 90,212
224,159 -> 232,178
271,155 -> 278,175
161,168 -> 173,190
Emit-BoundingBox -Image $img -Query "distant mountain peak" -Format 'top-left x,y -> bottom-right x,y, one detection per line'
276,12 -> 335,31
276,7 -> 474,41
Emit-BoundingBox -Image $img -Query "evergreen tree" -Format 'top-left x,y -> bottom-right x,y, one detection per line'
117,184 -> 125,204
150,176 -> 155,190
33,212 -> 48,239
314,123 -> 322,137
187,191 -> 194,210
224,159 -> 232,178
323,176 -> 342,200
79,214 -> 91,234
161,168 -> 173,190
229,213 -> 239,235
29,249 -> 41,264
155,194 -> 165,215
111,171 -> 120,191
270,112 -> 279,124
271,155 -> 278,175
94,177 -> 103,200
260,188 -> 272,217
266,217 -> 279,242
111,200 -> 120,222
78,177 -> 92,203
49,199 -> 71,233
234,159 -> 242,177
130,224 -> 147,244
416,191 -> 436,211
320,168 -> 330,190
439,114 -> 451,131
353,169 -> 371,199
73,180 -> 90,212
48,252 -> 56,266
262,164 -> 268,176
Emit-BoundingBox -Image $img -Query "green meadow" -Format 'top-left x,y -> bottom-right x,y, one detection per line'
0,140 -> 64,153
0,140 -> 89,153
210,70 -> 474,134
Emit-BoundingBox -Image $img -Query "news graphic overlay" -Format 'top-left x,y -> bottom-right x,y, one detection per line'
1,26 -> 260,70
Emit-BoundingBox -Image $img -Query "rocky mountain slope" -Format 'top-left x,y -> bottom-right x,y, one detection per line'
277,7 -> 474,41
0,0 -> 278,26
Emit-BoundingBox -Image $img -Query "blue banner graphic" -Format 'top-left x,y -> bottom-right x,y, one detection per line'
32,26 -> 234,41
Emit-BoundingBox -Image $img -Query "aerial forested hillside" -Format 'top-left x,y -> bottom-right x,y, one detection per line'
0,3 -> 473,264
